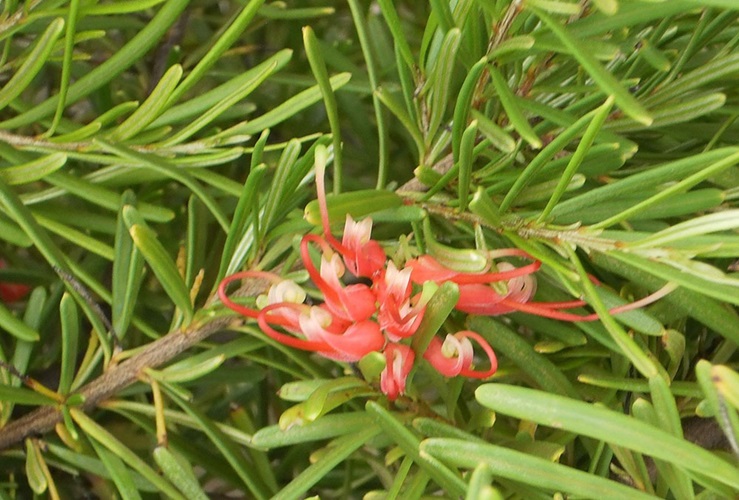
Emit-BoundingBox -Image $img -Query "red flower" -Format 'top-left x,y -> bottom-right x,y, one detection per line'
381,343 -> 415,401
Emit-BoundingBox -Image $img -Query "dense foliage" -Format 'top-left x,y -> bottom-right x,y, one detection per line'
0,0 -> 738,498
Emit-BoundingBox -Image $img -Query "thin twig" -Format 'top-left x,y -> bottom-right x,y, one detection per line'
0,314 -> 235,449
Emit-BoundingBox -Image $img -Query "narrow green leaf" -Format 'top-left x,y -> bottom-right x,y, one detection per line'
627,210 -> 739,249
0,153 -> 67,185
149,354 -> 225,383
550,148 -> 738,218
90,439 -> 143,500
471,110 -> 516,153
0,385 -> 55,405
43,171 -> 174,223
25,439 -> 47,494
0,302 -> 39,341
272,426 -> 380,500
376,86 -> 425,158
123,205 -> 193,324
152,446 -> 208,500
223,73 -> 352,137
162,386 -> 271,500
376,0 -> 415,70
475,384 -> 739,489
427,28 -> 461,143
421,438 -> 655,499
539,96 -> 614,221
527,0 -> 582,15
605,93 -> 725,133
303,26 -> 343,193
218,164 -> 266,280
0,19 -> 65,111
567,249 -> 660,379
46,443 -> 158,491
164,0 -> 266,106
458,120 -> 478,211
112,192 -> 145,338
71,408 -> 186,499
0,0 -> 189,128
532,8 -> 652,125
304,190 -> 403,228
366,401 -> 467,498
108,64 -> 183,141
500,109 -> 593,211
95,140 -> 229,231
468,316 -> 579,398
251,412 -> 374,448
161,60 -> 278,145
57,293 -> 79,395
488,66 -> 542,149
591,252 -> 739,346
605,251 -> 739,307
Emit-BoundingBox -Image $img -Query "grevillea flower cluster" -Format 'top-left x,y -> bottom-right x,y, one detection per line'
218,165 -> 669,401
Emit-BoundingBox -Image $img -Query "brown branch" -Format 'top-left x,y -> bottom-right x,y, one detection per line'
0,314 -> 238,450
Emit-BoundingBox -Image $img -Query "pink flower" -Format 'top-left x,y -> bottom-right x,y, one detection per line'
298,307 -> 385,362
380,343 -> 415,401
301,236 -> 377,323
424,331 -> 497,379
376,262 -> 428,341
340,215 -> 386,278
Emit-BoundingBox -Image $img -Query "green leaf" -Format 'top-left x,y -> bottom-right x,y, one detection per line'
123,205 -> 194,325
272,426 -> 380,500
0,153 -> 67,185
108,64 -> 183,141
0,301 -> 39,341
426,28 -> 461,143
71,408 -> 186,499
539,96 -> 614,221
468,316 -> 579,398
0,19 -> 65,112
421,438 -> 655,500
304,190 -> 402,226
152,446 -> 208,500
0,0 -> 189,128
366,401 -> 467,497
303,26 -> 344,192
112,192 -> 145,338
25,439 -> 47,494
57,293 -> 79,395
0,385 -> 56,405
475,384 -> 739,490
90,439 -> 143,500
532,9 -> 652,125
251,412 -> 374,448
164,0 -> 267,106
95,140 -> 230,231
605,251 -> 739,306
626,210 -> 739,249
160,58 -> 280,145
488,66 -> 541,149
148,354 -> 225,383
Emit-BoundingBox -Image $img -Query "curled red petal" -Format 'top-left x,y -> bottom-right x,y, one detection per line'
423,336 -> 467,377
218,271 -> 284,319
457,331 -> 498,379
257,303 -> 333,353
407,253 -> 541,285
